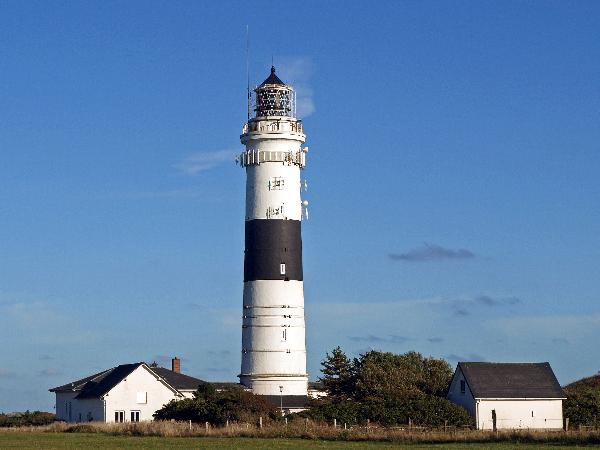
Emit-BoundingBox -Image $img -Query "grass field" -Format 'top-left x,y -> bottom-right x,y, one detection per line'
1,432 -> 600,450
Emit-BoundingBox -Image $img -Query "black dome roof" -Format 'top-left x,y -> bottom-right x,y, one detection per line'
260,66 -> 286,87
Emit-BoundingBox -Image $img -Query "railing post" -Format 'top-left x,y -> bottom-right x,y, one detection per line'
259,416 -> 263,429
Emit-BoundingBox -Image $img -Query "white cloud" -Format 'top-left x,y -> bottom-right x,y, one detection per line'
38,368 -> 62,377
0,300 -> 99,345
1,301 -> 62,328
488,313 -> 600,341
174,149 -> 236,175
119,188 -> 208,200
276,57 -> 315,118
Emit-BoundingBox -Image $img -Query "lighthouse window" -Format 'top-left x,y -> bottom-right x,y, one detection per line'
283,329 -> 287,341
280,263 -> 286,275
270,177 -> 284,190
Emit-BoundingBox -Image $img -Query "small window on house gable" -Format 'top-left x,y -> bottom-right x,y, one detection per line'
460,380 -> 466,394
280,263 -> 286,275
115,411 -> 125,423
136,391 -> 147,404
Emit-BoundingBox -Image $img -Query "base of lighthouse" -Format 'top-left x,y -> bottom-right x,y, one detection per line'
240,279 -> 308,397
239,376 -> 308,396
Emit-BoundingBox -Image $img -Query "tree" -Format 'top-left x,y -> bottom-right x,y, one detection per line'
305,348 -> 472,427
563,374 -> 600,427
354,351 -> 453,400
194,381 -> 217,400
319,346 -> 356,400
421,356 -> 454,397
564,389 -> 600,427
355,351 -> 425,400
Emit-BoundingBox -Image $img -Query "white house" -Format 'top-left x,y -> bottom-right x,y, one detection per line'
447,362 -> 566,430
49,358 -> 203,423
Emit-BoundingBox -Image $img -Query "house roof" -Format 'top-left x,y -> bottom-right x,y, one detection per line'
458,362 -> 565,399
49,363 -> 205,398
49,368 -> 113,393
151,367 -> 204,391
75,363 -> 140,399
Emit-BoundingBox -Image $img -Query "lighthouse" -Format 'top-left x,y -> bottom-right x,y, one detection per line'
238,66 -> 308,399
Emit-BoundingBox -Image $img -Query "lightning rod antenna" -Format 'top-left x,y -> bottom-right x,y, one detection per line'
246,25 -> 251,121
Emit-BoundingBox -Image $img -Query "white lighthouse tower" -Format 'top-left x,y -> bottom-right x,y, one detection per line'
238,67 -> 309,400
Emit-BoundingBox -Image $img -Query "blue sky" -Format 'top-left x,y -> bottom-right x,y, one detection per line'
1,0 -> 599,412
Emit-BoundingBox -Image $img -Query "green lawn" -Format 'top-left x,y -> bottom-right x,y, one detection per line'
0,433 -> 599,450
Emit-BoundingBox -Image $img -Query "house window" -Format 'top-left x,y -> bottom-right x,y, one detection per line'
460,380 -> 466,394
280,263 -> 286,275
136,391 -> 147,404
131,411 -> 140,422
269,177 -> 285,190
114,411 -> 125,423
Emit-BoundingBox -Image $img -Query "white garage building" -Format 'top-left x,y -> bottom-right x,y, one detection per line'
49,358 -> 203,423
447,362 -> 565,430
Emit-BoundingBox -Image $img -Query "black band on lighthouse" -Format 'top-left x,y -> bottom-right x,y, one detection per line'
244,219 -> 303,282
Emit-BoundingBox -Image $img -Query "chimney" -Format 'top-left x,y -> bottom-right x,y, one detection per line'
171,357 -> 181,374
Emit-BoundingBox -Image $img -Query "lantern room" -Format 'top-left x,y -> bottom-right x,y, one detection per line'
254,66 -> 296,118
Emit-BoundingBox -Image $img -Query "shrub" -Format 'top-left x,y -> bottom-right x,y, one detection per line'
153,383 -> 277,425
0,411 -> 55,427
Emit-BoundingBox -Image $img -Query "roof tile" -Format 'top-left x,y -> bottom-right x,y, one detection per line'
459,362 -> 565,398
